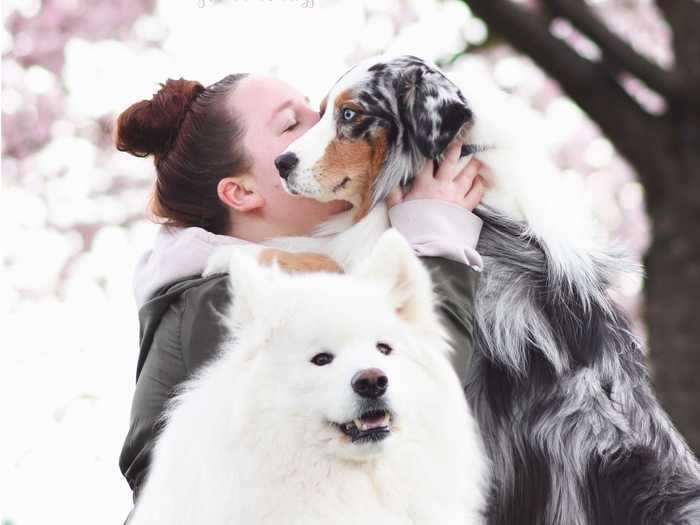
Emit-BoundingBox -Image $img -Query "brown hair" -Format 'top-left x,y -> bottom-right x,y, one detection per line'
114,74 -> 252,234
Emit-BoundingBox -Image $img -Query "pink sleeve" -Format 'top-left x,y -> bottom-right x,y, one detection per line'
388,198 -> 484,271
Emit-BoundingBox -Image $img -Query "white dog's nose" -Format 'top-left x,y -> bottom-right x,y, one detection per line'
351,368 -> 388,399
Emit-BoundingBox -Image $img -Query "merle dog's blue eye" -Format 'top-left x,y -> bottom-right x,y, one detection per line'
342,108 -> 356,121
311,352 -> 334,366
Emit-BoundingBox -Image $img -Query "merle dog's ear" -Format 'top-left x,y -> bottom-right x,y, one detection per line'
398,65 -> 473,159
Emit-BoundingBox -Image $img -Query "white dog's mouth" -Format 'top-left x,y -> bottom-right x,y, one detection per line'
333,409 -> 392,444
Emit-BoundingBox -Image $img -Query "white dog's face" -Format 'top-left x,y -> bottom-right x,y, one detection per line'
275,54 -> 474,219
225,231 -> 457,462
248,291 -> 446,461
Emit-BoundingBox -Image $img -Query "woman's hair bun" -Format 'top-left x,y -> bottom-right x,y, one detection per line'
114,78 -> 205,158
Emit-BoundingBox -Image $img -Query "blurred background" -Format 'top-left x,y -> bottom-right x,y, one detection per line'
2,0 -> 697,523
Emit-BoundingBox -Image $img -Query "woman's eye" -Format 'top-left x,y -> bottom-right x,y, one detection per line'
284,121 -> 299,133
376,342 -> 393,355
311,352 -> 334,366
342,108 -> 356,121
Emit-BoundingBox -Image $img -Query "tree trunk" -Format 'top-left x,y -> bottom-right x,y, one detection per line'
644,113 -> 700,454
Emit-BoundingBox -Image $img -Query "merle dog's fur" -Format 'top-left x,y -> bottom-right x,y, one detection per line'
349,55 -> 700,524
468,207 -> 700,524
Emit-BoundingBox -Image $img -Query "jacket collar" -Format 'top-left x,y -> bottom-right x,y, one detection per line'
133,225 -> 250,307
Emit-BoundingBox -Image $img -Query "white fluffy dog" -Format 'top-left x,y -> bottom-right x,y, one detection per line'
129,230 -> 489,525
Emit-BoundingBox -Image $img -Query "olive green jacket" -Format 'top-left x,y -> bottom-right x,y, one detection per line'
119,256 -> 479,513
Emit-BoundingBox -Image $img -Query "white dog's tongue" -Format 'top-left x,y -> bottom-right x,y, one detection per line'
354,413 -> 390,432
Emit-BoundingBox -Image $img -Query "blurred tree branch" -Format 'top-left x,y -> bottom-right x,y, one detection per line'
541,0 -> 695,108
656,0 -> 700,99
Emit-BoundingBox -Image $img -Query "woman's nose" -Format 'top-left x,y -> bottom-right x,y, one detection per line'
274,152 -> 299,179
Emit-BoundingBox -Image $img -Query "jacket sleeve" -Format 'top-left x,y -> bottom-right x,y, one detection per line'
388,199 -> 484,271
119,275 -> 232,506
418,256 -> 480,386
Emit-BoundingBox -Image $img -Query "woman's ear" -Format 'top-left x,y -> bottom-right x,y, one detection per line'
217,175 -> 265,212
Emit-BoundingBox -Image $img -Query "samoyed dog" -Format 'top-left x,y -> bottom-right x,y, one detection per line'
129,230 -> 489,525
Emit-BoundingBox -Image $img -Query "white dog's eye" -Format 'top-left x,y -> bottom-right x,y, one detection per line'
311,352 -> 334,366
342,108 -> 356,121
376,343 -> 393,355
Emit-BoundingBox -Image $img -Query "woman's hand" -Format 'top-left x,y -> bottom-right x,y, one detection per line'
386,141 -> 486,211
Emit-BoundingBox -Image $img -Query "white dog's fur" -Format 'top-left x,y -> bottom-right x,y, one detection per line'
131,230 -> 489,525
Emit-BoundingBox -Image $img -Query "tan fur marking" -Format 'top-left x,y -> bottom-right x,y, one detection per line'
258,249 -> 344,274
333,89 -> 357,112
314,127 -> 389,223
354,126 -> 388,221
310,88 -> 390,222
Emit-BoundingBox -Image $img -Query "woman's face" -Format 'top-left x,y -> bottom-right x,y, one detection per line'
229,75 -> 351,235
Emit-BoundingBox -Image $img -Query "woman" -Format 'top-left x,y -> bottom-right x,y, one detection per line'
114,72 -> 486,516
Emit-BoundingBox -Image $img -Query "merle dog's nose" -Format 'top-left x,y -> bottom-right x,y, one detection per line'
274,152 -> 299,180
351,368 -> 388,399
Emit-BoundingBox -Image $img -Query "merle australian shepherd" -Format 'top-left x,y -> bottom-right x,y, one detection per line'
266,54 -> 700,524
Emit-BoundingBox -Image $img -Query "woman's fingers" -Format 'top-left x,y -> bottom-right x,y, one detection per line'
396,149 -> 487,210
413,158 -> 435,188
463,175 -> 486,211
454,157 -> 481,188
435,141 -> 462,181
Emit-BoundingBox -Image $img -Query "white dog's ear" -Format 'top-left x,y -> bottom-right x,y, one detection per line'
355,229 -> 436,327
225,247 -> 275,326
